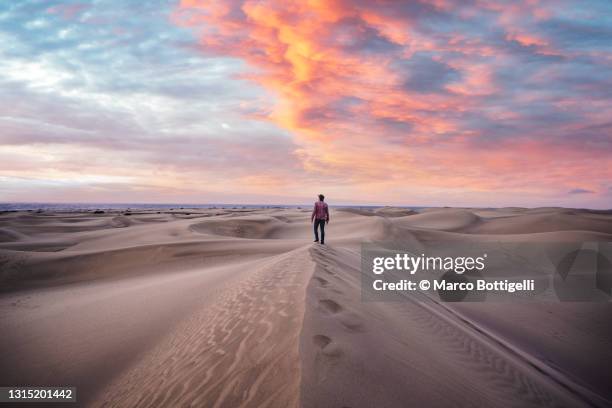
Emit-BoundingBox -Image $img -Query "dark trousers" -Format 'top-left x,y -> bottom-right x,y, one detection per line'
314,219 -> 326,243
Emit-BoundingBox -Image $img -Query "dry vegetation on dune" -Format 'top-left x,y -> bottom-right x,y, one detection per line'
0,207 -> 611,407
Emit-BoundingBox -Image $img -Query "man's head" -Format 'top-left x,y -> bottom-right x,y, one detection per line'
318,194 -> 325,201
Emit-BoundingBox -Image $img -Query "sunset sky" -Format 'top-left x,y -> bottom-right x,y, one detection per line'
1,1 -> 611,208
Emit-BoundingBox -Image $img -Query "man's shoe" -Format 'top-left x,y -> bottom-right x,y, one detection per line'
313,240 -> 319,243
321,242 -> 325,245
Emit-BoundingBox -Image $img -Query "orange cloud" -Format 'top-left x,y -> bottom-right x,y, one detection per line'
174,0 -> 612,206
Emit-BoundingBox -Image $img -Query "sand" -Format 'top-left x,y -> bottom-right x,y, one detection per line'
0,207 -> 611,407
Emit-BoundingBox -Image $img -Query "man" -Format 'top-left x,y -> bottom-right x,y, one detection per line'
311,194 -> 329,244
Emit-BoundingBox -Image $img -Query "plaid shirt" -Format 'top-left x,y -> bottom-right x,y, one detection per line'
312,201 -> 329,221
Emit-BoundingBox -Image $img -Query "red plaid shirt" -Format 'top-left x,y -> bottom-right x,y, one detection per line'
312,201 -> 329,221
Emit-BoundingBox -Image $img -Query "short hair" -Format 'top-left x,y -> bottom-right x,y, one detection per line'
318,194 -> 325,201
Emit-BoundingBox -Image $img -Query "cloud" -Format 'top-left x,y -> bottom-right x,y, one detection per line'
1,0 -> 611,207
174,0 -> 612,206
568,188 -> 595,194
0,0 -> 311,202
395,53 -> 460,93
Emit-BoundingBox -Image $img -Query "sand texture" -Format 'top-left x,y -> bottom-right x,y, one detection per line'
1,207 -> 611,407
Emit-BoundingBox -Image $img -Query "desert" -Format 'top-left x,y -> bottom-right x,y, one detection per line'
1,206 -> 611,407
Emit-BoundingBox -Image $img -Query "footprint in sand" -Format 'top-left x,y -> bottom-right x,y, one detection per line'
319,299 -> 342,314
313,334 -> 331,349
314,277 -> 329,287
339,312 -> 364,332
312,335 -> 342,358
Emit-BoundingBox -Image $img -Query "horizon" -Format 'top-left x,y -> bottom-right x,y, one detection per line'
1,200 -> 610,211
1,1 -> 611,208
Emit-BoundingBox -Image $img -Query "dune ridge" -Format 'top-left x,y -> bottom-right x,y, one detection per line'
92,247 -> 313,408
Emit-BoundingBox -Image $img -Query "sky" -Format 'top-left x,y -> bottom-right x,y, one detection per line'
0,0 -> 611,208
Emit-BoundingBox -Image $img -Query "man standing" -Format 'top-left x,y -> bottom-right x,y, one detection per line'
311,194 -> 329,244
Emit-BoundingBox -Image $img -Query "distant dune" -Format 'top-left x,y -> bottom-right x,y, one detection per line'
0,207 -> 611,407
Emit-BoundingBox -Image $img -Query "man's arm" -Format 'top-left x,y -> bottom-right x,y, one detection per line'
325,205 -> 330,222
311,204 -> 316,223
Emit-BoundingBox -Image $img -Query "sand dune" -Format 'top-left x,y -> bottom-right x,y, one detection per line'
93,248 -> 313,408
374,206 -> 418,217
464,210 -> 612,235
189,215 -> 285,239
394,208 -> 482,231
302,244 -> 608,407
0,227 -> 28,242
0,207 -> 611,407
